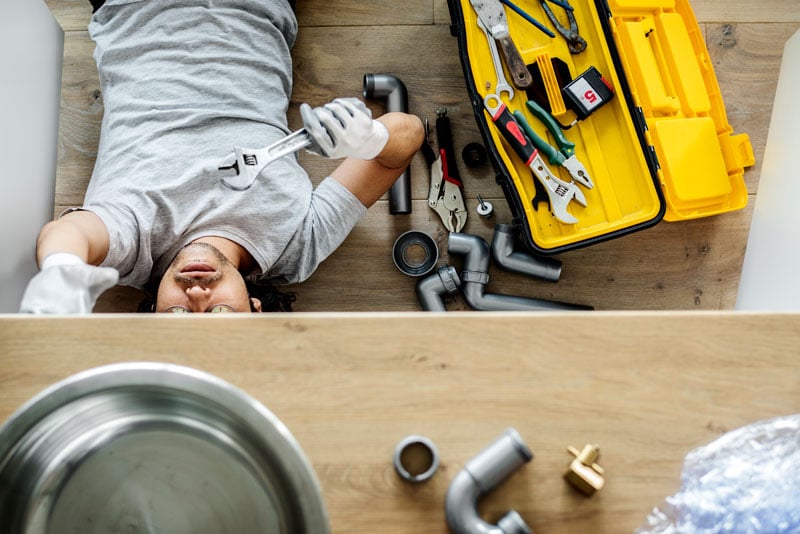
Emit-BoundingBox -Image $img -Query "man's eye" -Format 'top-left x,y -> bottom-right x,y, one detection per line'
168,307 -> 191,314
209,304 -> 234,313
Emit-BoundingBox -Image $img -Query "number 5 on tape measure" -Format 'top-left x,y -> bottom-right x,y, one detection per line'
562,66 -> 615,120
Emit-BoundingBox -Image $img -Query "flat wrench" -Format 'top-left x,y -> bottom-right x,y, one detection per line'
477,18 -> 514,101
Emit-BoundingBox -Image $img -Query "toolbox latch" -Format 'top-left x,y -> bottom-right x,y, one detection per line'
727,133 -> 756,169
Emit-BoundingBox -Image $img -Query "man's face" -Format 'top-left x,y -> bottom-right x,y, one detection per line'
155,242 -> 261,313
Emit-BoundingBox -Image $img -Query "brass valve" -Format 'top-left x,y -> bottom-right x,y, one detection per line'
564,444 -> 605,496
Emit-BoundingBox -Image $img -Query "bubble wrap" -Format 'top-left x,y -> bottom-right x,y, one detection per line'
637,414 -> 800,533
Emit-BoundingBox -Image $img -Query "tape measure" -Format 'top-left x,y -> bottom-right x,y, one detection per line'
562,66 -> 614,120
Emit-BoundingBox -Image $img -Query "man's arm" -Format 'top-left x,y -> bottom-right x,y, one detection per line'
19,211 -> 118,314
36,210 -> 110,266
329,111 -> 424,208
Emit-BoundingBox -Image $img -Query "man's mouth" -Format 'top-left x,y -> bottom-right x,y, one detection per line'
179,262 -> 216,277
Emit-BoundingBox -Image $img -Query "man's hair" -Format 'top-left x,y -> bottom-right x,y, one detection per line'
137,276 -> 295,313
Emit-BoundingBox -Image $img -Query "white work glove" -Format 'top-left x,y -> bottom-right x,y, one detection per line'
300,97 -> 389,160
19,253 -> 119,314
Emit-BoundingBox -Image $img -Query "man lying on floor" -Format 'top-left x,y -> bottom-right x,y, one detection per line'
20,0 -> 423,314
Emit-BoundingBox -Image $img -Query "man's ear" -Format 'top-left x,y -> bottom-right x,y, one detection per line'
249,297 -> 263,313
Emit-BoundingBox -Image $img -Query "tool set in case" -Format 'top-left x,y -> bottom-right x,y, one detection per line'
447,0 -> 754,255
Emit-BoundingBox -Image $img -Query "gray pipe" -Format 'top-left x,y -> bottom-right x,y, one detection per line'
448,233 -> 590,311
417,265 -> 461,311
363,73 -> 411,214
491,224 -> 562,282
445,428 -> 534,534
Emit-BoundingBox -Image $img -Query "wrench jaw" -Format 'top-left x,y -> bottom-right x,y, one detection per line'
218,147 -> 263,191
217,128 -> 314,191
529,152 -> 584,225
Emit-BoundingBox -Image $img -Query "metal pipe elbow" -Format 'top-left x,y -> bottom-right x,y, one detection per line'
448,232 -> 585,311
491,224 -> 562,282
417,266 -> 461,311
363,73 -> 408,113
444,429 -> 534,534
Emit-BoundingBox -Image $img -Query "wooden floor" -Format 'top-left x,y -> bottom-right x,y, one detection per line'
45,0 -> 799,312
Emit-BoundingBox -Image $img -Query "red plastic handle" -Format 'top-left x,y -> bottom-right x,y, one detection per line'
489,102 -> 536,166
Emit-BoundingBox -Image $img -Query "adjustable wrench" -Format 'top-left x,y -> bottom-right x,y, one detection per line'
484,94 -> 586,224
217,128 -> 315,191
477,18 -> 514,101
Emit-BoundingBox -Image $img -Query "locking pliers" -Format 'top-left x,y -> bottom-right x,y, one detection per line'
422,109 -> 467,232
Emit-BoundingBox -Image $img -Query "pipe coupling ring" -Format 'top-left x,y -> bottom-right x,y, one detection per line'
393,435 -> 440,483
393,231 -> 439,277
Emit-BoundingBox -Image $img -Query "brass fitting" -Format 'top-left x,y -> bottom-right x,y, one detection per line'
564,444 -> 605,496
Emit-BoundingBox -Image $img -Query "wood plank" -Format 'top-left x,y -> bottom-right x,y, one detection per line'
57,21 -> 786,205
44,0 -> 91,32
46,0 -> 435,32
295,0 -> 433,26
84,198 -> 753,312
54,30 -> 99,209
691,0 -> 800,23
434,0 -> 800,25
49,2 -> 793,312
45,0 -> 800,32
1,313 -> 799,532
705,22 -> 800,194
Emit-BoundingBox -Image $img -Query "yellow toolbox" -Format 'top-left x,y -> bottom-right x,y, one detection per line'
447,0 -> 754,254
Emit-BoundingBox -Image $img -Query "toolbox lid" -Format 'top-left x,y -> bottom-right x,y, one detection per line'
604,0 -> 753,220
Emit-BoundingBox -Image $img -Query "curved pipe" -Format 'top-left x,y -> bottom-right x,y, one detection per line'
491,224 -> 562,282
417,265 -> 461,311
363,73 -> 411,214
448,233 -> 590,311
445,428 -> 534,534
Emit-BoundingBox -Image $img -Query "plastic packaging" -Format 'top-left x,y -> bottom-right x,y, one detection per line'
637,414 -> 800,533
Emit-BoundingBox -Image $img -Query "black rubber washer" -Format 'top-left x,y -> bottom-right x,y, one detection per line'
392,231 -> 438,277
462,142 -> 488,168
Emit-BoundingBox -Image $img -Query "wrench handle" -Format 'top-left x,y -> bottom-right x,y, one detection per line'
496,36 -> 533,89
485,97 -> 536,166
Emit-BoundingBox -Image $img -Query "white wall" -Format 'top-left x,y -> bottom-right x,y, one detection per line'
736,30 -> 800,310
0,1 -> 63,312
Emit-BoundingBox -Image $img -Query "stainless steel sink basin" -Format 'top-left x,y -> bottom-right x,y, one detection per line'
0,363 -> 329,533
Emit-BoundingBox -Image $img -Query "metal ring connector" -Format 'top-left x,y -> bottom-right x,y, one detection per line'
393,435 -> 440,483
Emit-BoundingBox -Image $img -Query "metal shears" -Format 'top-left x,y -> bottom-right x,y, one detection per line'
513,100 -> 593,189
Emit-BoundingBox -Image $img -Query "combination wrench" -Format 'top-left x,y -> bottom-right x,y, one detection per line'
477,18 -> 514,101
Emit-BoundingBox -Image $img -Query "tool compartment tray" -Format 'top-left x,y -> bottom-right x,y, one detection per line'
448,0 -> 753,254
603,0 -> 753,221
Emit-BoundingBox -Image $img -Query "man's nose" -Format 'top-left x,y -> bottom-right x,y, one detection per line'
185,285 -> 211,300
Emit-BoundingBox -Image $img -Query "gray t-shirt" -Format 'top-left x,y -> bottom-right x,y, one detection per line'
83,0 -> 365,288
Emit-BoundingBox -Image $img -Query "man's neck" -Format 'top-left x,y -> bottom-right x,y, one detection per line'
191,236 -> 255,273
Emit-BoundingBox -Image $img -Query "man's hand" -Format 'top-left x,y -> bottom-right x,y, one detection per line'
19,253 -> 119,314
300,97 -> 389,160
